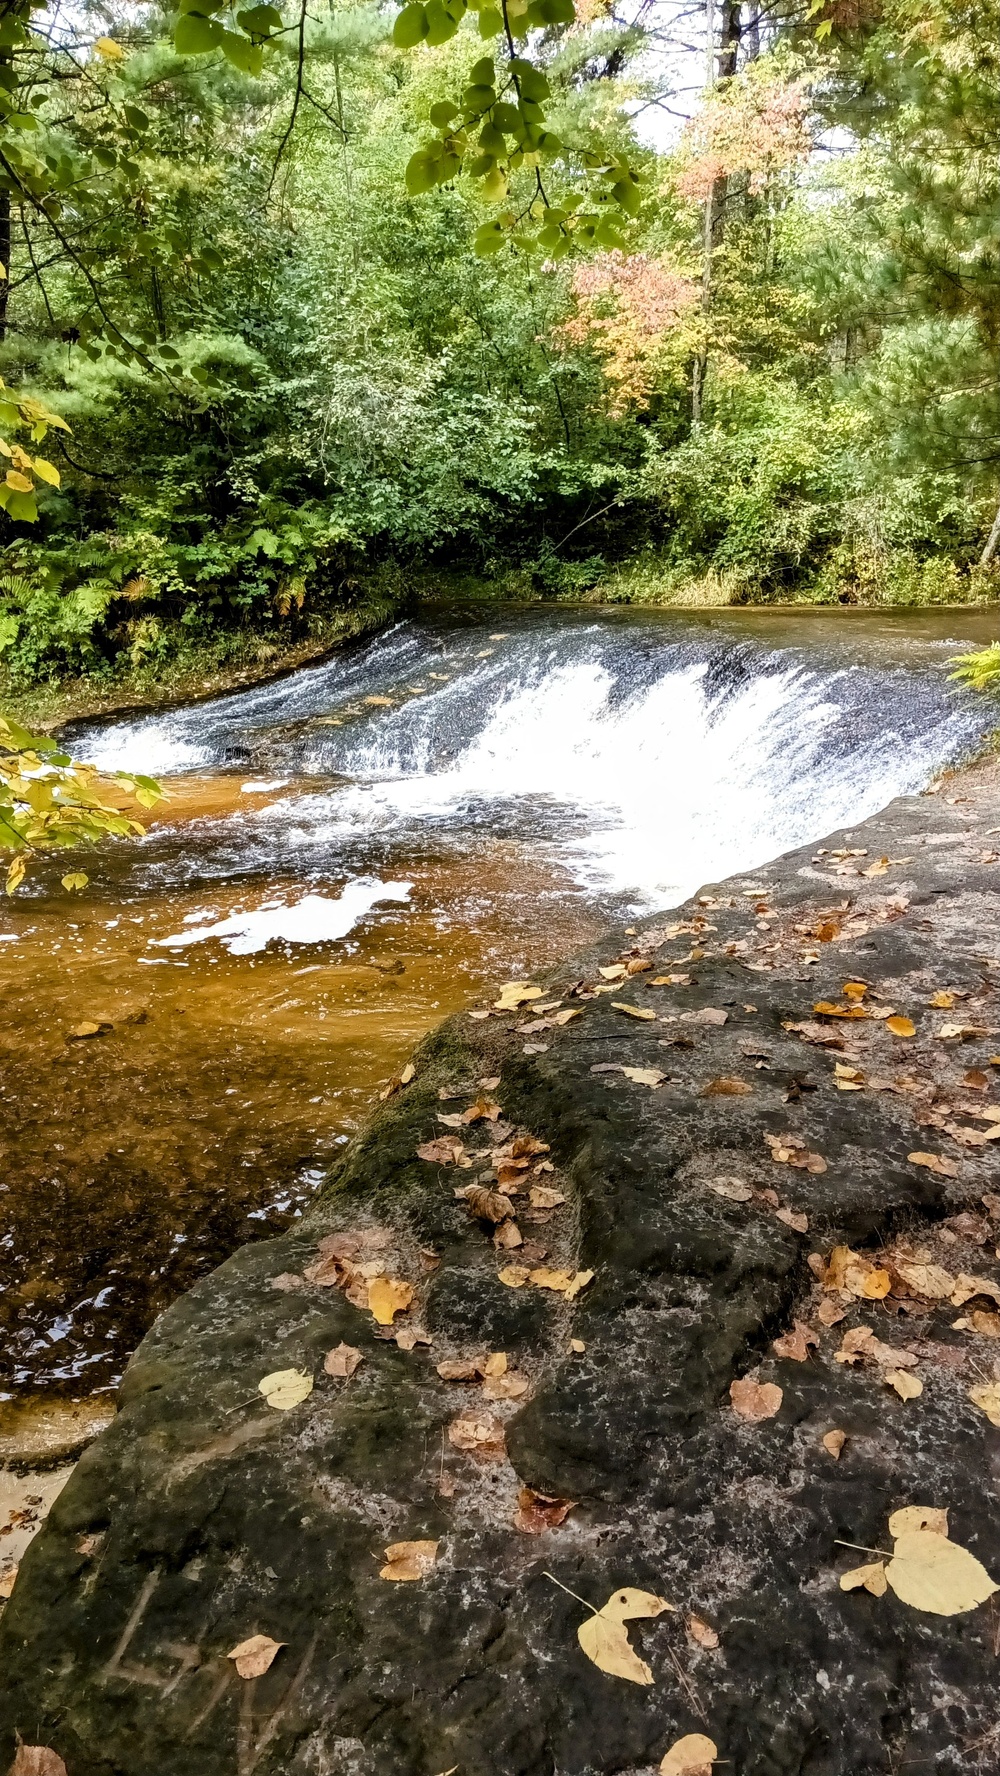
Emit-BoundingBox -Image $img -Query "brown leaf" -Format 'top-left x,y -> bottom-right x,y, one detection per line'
886,1368 -> 923,1399
394,1326 -> 431,1350
529,1184 -> 566,1208
227,1634 -> 285,1679
465,1185 -> 514,1223
709,1178 -> 753,1202
497,1264 -> 531,1289
950,1272 -> 1000,1308
271,1272 -> 306,1292
0,1564 -> 17,1599
840,1561 -> 888,1597
680,1006 -> 728,1025
817,1297 -> 847,1326
730,1378 -> 783,1420
954,1309 -> 1000,1336
493,1220 -> 523,1250
367,1277 -> 414,1325
775,1206 -> 809,1234
417,1136 -> 468,1165
436,1357 -> 484,1381
813,1001 -> 867,1020
893,1260 -> 955,1300
772,1320 -> 818,1361
447,1410 -> 506,1461
702,1076 -> 752,1096
324,1343 -> 363,1379
514,1486 -> 576,1533
969,1381 -> 1000,1426
482,1370 -> 530,1400
686,1613 -> 720,1650
822,1428 -> 846,1458
461,1097 -> 501,1124
8,1752 -> 68,1776
380,1540 -> 439,1582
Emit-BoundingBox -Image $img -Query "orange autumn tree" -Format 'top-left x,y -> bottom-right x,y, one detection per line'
553,251 -> 700,415
673,68 -> 813,205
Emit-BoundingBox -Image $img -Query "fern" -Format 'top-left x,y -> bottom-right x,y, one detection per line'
949,643 -> 1000,694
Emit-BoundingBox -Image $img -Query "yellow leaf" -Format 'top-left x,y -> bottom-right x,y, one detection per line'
621,1066 -> 666,1087
599,1586 -> 673,1623
380,1539 -> 439,1581
907,1151 -> 958,1178
577,1612 -> 654,1684
610,1001 -> 657,1020
31,457 -> 60,488
885,1368 -> 922,1400
840,1561 -> 887,1597
842,981 -> 867,1000
367,1276 -> 413,1324
493,981 -> 542,1010
93,35 -> 126,58
969,1382 -> 1000,1427
888,1506 -> 948,1537
227,1634 -> 285,1678
659,1733 -> 719,1776
886,1528 -> 998,1616
498,1264 -> 530,1288
5,854 -> 27,896
61,872 -> 88,891
257,1368 -> 313,1410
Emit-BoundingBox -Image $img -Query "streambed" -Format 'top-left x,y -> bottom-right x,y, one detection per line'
1,601 -> 997,1410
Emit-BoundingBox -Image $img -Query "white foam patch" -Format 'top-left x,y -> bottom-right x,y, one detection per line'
153,878 -> 412,956
241,780 -> 289,793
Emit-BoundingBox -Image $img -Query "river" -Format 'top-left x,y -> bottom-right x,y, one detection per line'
1,601 -> 997,1414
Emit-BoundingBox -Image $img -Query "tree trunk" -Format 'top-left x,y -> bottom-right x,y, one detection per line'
980,493 -> 1000,566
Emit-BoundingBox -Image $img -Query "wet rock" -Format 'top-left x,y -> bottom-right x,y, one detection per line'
4,761 -> 1000,1774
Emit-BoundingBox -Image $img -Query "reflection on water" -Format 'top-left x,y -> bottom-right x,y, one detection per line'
2,601 -> 996,1402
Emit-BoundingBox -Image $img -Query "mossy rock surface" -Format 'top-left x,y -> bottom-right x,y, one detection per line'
4,762 -> 1000,1776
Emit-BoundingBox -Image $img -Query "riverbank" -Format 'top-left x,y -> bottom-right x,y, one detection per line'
5,748 -> 1000,1774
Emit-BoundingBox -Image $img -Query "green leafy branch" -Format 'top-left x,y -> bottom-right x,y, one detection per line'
0,715 -> 163,895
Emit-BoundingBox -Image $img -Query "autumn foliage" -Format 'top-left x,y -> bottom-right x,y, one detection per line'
673,76 -> 812,203
553,252 -> 700,414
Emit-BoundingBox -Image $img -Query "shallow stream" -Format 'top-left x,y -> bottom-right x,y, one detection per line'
2,601 -> 998,1408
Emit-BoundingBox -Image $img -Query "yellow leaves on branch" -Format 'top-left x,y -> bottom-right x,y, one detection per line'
227,1634 -> 284,1678
576,1586 -> 674,1685
840,1506 -> 998,1617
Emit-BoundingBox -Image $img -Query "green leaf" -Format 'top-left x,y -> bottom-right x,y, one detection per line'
174,12 -> 224,53
430,100 -> 459,126
0,488 -> 38,522
393,2 -> 429,45
469,55 -> 495,82
463,83 -> 496,110
612,176 -> 641,216
478,121 -> 507,153
405,149 -> 439,194
595,216 -> 627,250
123,106 -> 150,130
478,8 -> 504,35
424,0 -> 462,45
493,101 -> 519,131
236,3 -> 283,30
474,220 -> 507,255
509,59 -> 550,101
221,30 -> 264,72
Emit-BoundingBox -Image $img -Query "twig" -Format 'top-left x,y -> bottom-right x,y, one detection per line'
542,1570 -> 600,1614
267,0 -> 308,197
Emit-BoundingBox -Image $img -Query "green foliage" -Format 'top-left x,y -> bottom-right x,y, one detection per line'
949,644 -> 1000,695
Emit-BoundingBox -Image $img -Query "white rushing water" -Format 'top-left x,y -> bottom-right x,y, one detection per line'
77,612 -> 989,919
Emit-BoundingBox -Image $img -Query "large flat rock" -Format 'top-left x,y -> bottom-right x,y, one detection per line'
4,762 -> 1000,1776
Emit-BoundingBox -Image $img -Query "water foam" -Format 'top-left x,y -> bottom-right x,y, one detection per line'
154,879 -> 413,955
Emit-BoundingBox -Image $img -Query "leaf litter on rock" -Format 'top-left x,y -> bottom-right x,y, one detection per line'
548,1576 -> 674,1686
730,1378 -> 782,1420
258,1369 -> 313,1411
324,1344 -> 362,1379
380,1540 -> 439,1582
839,1505 -> 998,1616
659,1734 -> 719,1776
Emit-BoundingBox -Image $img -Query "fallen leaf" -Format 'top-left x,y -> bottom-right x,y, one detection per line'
775,1206 -> 809,1234
622,1066 -> 667,1086
709,1178 -> 753,1202
886,1016 -> 916,1038
448,1410 -> 506,1461
599,964 -> 627,980
951,1273 -> 1000,1307
888,1506 -> 948,1537
368,1277 -> 414,1325
514,1486 -> 576,1533
813,1001 -> 867,1020
257,1369 -> 313,1411
576,1587 -> 672,1685
886,1526 -> 998,1615
893,1261 -> 955,1300
841,1561 -> 888,1597
955,1309 -> 1000,1336
765,1134 -> 827,1174
395,1325 -> 431,1350
822,1428 -> 846,1458
498,1264 -> 530,1288
702,1076 -> 752,1096
8,1751 -> 68,1776
730,1378 -> 782,1420
482,1351 -> 507,1375
936,1023 -> 993,1041
68,1020 -> 105,1040
569,1337 -> 586,1352
680,1006 -> 728,1025
611,1001 -> 657,1021
417,1136 -> 468,1165
494,982 -> 543,1011
270,1272 -> 306,1292
380,1540 -> 439,1582
908,1150 -> 958,1177
817,1297 -> 847,1325
529,1184 -> 566,1208
494,1221 -> 523,1250
969,1382 -> 1000,1426
364,694 -> 394,706
436,1358 -> 483,1381
324,1343 -> 362,1379
482,1370 -> 530,1400
772,1321 -> 818,1361
686,1613 -> 719,1649
462,1097 -> 502,1124
465,1185 -> 514,1223
659,1734 -> 719,1776
529,1266 -> 594,1298
931,991 -> 956,1009
886,1368 -> 923,1399
0,1564 -> 17,1598
650,973 -> 691,986
227,1634 -> 285,1678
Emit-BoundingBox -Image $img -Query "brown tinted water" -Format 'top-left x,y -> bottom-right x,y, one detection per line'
2,601 -> 998,1411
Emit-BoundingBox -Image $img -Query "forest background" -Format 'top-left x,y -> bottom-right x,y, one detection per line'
0,0 -> 998,706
